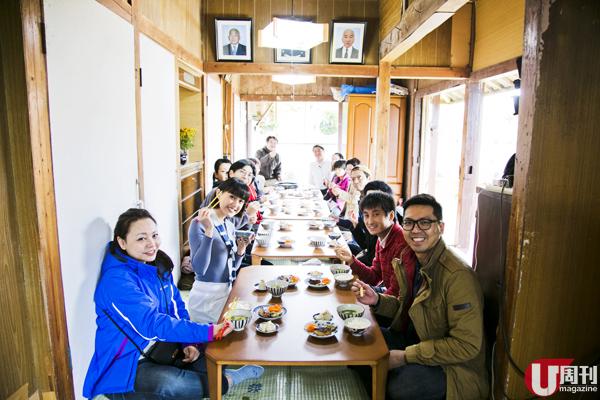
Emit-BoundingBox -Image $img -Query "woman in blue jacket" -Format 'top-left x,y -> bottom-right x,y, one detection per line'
188,178 -> 253,323
83,208 -> 262,399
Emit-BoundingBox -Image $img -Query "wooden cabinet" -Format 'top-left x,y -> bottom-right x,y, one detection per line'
346,94 -> 406,197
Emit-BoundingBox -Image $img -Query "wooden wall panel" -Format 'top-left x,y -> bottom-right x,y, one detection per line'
139,0 -> 202,59
379,0 -> 402,40
473,0 -> 524,71
203,0 -> 380,65
392,19 -> 452,66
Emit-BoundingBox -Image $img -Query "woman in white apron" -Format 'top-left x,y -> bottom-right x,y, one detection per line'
188,178 -> 252,323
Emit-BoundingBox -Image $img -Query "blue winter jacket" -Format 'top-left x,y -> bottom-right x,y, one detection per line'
82,244 -> 214,398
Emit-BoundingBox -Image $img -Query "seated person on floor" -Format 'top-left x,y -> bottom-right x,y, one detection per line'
247,157 -> 267,197
332,164 -> 371,219
337,180 -> 401,266
212,158 -> 231,189
202,159 -> 261,229
255,135 -> 282,185
83,208 -> 263,400
351,194 -> 488,400
345,157 -> 361,176
334,190 -> 416,297
188,178 -> 253,324
308,144 -> 331,193
324,159 -> 350,211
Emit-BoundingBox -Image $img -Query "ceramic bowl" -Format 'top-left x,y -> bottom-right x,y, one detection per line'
228,309 -> 251,331
256,237 -> 270,247
308,236 -> 327,247
266,279 -> 289,297
333,273 -> 354,288
344,317 -> 371,336
337,304 -> 365,320
330,264 -> 351,275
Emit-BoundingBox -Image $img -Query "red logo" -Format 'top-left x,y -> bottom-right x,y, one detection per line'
525,358 -> 574,396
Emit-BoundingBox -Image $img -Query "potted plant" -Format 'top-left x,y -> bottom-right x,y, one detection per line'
179,127 -> 196,165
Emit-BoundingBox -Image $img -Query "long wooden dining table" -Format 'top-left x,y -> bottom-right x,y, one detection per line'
205,265 -> 389,400
250,219 -> 344,264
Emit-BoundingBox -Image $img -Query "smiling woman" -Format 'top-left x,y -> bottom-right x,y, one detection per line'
187,178 -> 251,324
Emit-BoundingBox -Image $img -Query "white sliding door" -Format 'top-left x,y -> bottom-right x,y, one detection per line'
44,0 -> 137,397
139,34 -> 180,281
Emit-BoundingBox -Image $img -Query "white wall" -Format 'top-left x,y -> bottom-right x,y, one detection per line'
139,34 -> 181,281
204,75 -> 224,186
44,0 -> 137,397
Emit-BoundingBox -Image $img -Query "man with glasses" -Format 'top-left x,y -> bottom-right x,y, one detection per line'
351,194 -> 488,400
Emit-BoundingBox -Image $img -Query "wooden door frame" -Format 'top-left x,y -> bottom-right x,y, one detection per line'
2,0 -> 74,398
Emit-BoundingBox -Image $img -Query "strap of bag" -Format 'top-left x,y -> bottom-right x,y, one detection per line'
102,309 -> 153,360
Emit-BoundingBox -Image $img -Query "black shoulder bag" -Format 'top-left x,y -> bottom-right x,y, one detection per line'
103,309 -> 183,366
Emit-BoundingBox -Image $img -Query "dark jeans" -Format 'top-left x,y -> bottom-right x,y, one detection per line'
381,327 -> 446,400
105,354 -> 229,400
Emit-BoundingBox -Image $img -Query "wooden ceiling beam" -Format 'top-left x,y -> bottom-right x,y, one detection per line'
380,0 -> 469,62
203,62 -> 379,78
390,66 -> 469,79
205,62 -> 468,80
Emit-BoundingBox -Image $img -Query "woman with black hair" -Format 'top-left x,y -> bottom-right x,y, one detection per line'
188,178 -> 253,323
83,208 -> 263,399
202,159 -> 261,228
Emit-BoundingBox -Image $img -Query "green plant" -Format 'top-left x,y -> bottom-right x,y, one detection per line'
180,127 -> 196,151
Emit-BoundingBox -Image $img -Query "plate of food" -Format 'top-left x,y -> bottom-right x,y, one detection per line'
304,320 -> 338,339
312,309 -> 334,321
305,277 -> 331,289
254,279 -> 268,292
253,304 -> 287,320
256,321 -> 279,335
277,274 -> 300,288
277,236 -> 295,248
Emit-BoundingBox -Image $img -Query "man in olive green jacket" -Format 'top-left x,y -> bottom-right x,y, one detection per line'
352,194 -> 489,400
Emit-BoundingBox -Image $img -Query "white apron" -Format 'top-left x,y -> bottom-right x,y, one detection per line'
188,280 -> 230,324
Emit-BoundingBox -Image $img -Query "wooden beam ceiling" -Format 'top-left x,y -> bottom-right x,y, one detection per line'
204,62 -> 468,80
380,0 -> 469,62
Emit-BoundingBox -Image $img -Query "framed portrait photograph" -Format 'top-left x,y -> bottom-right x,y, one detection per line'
274,48 -> 311,64
329,21 -> 367,64
215,18 -> 253,62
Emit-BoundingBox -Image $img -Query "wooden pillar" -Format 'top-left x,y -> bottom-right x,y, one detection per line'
132,0 -> 144,204
0,0 -> 72,398
499,0 -> 600,398
373,61 -> 391,179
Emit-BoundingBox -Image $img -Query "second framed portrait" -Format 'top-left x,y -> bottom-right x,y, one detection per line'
329,21 -> 367,64
274,48 -> 311,64
215,18 -> 253,62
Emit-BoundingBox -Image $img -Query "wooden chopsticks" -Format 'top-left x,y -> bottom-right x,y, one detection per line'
207,191 -> 222,209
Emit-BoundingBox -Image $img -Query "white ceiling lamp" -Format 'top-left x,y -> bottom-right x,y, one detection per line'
272,74 -> 316,85
258,17 -> 328,50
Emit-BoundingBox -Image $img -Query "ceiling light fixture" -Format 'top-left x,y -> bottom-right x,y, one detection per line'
258,18 -> 328,50
272,74 -> 316,85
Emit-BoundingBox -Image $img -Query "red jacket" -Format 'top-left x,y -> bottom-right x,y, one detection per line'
247,184 -> 262,224
350,223 -> 416,298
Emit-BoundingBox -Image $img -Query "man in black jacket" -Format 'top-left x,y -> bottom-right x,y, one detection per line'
255,136 -> 282,185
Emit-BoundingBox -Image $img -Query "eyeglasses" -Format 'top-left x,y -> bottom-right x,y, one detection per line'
401,218 -> 439,231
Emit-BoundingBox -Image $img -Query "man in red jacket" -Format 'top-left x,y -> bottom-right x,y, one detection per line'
334,191 -> 416,299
